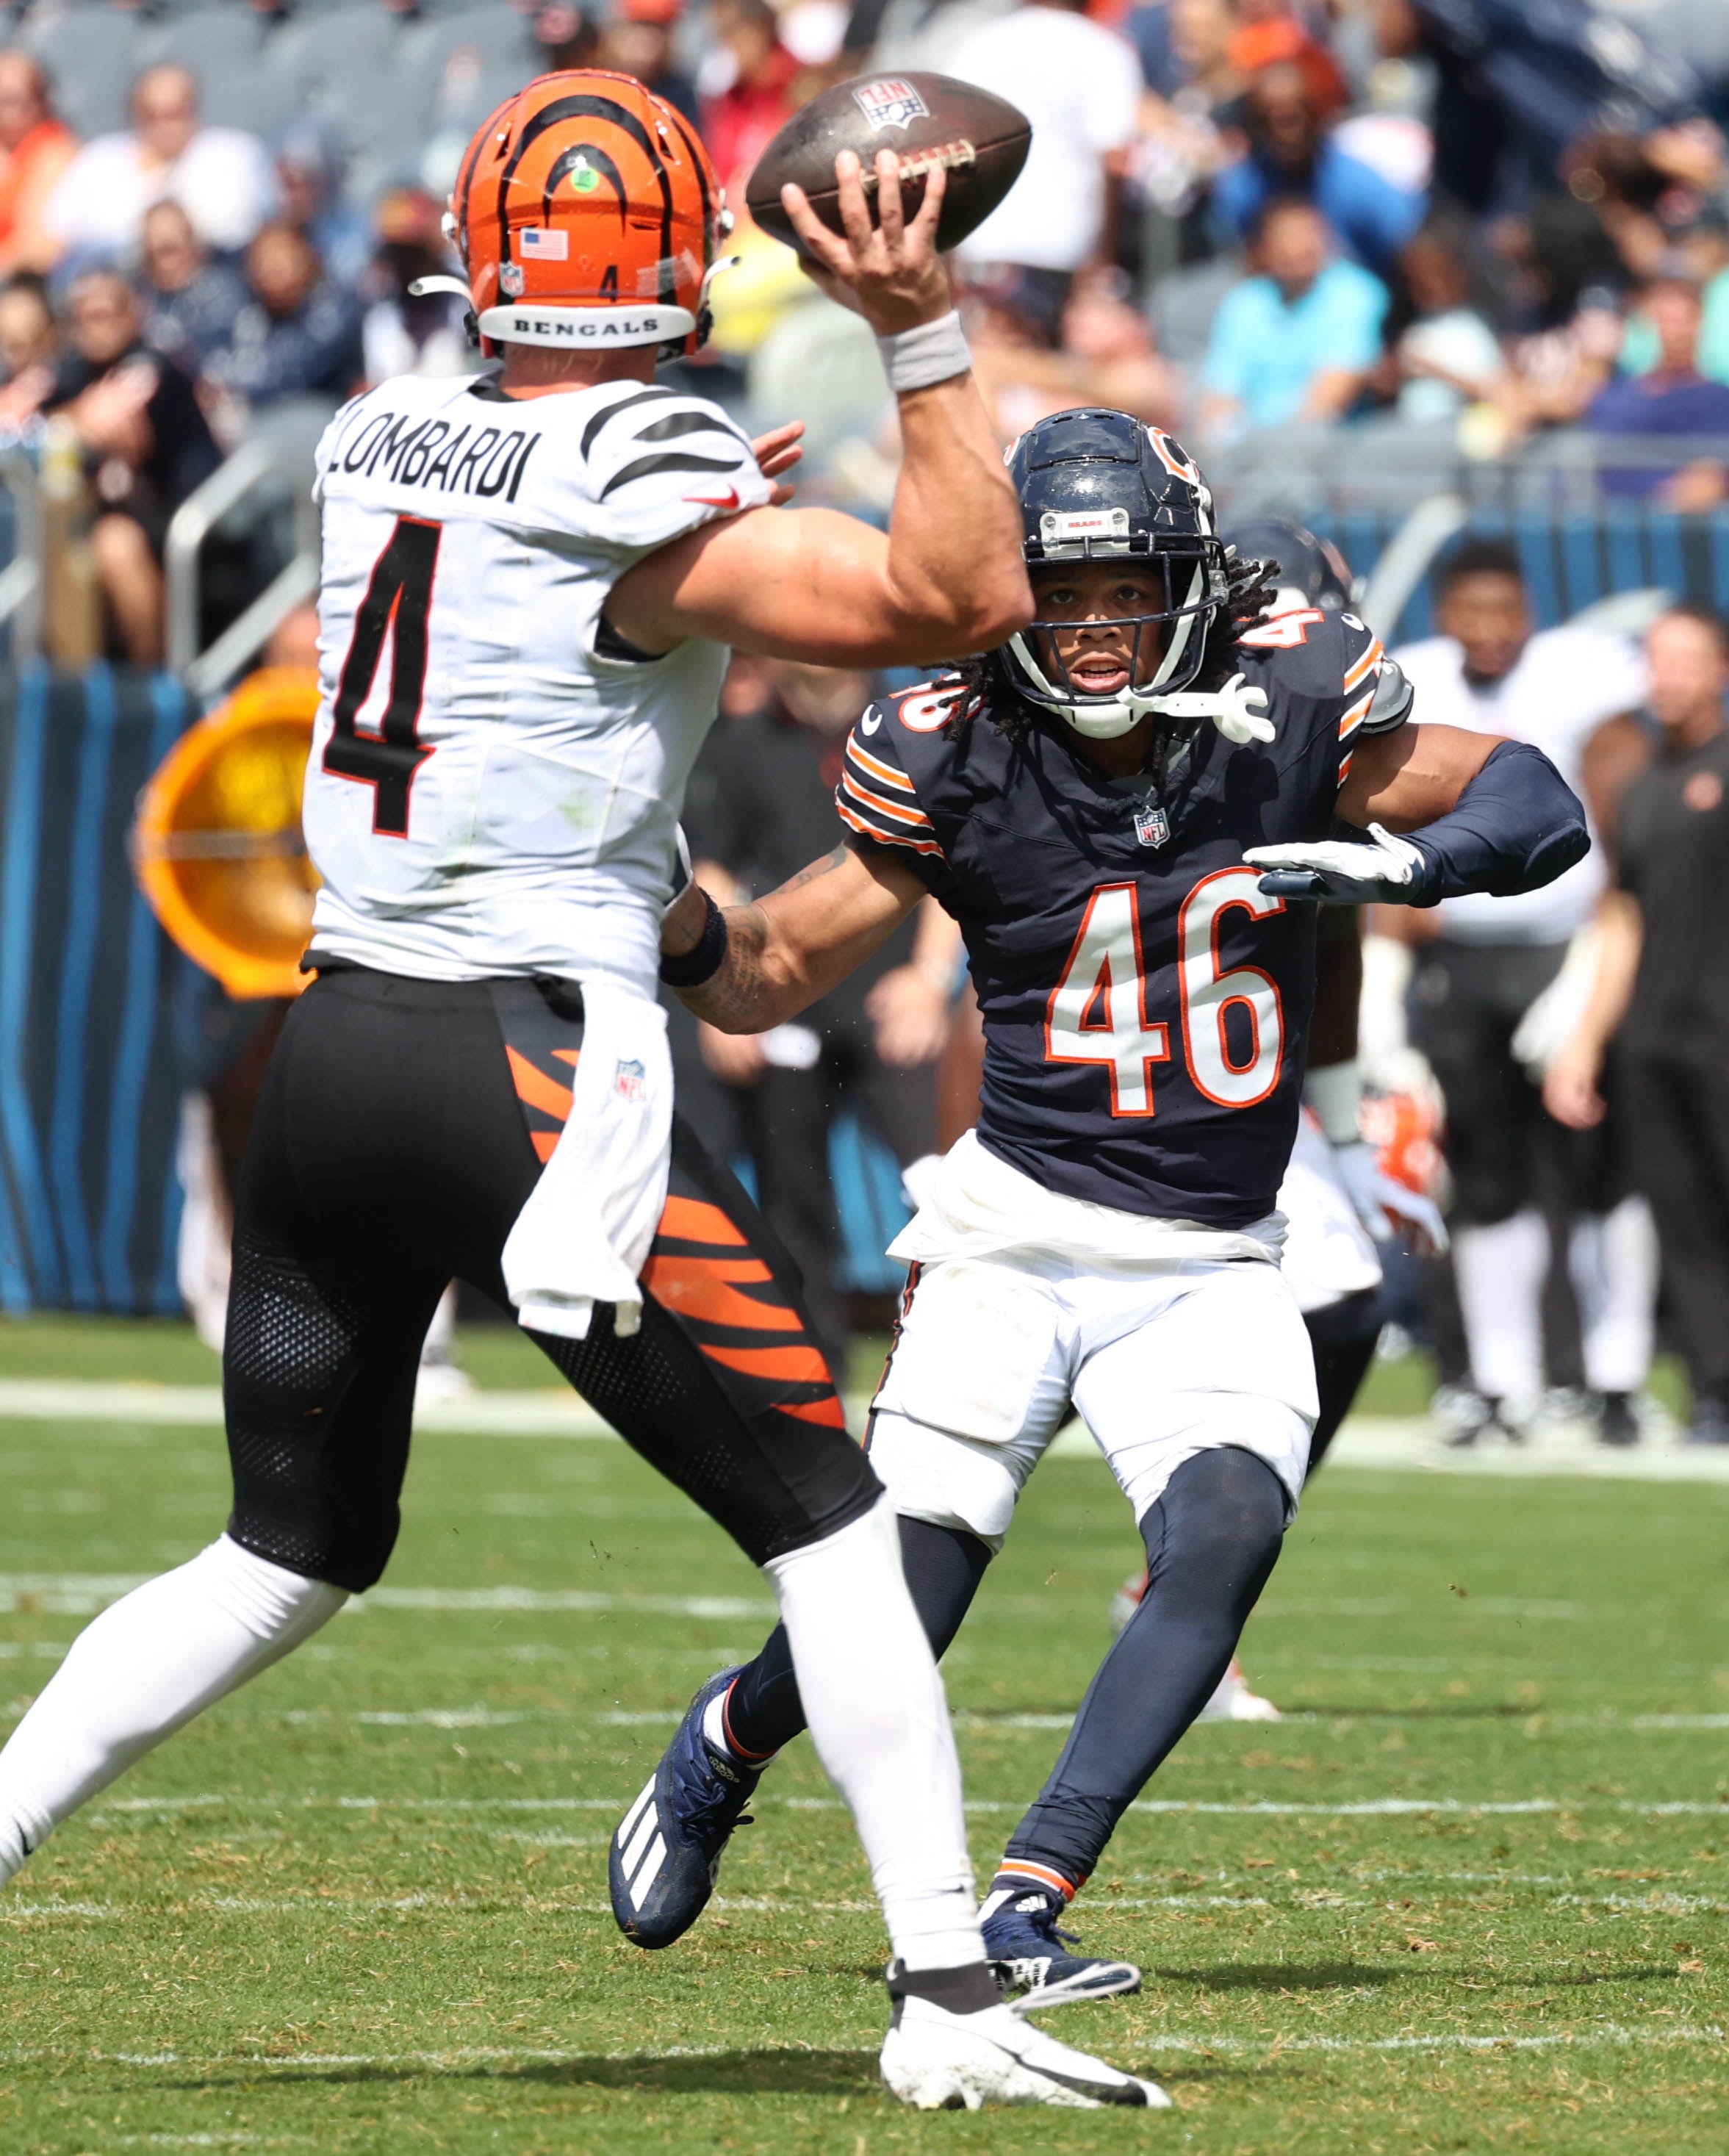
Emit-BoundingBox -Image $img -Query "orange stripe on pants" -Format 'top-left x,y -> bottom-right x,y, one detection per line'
640,1254 -> 799,1332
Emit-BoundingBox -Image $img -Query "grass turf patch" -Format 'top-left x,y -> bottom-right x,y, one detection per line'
0,1323 -> 1724,2152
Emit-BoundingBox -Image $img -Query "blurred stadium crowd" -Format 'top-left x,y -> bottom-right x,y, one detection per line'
4,0 -> 1729,1445
1,0 -> 1729,658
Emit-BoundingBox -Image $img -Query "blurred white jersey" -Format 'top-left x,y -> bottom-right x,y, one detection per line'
1391,624 -> 1647,946
1276,1110 -> 1382,1315
302,371 -> 772,990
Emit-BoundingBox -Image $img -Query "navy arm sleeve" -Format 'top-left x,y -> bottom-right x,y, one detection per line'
1403,740 -> 1590,905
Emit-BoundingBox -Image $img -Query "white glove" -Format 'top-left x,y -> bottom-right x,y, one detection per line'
1153,672 -> 1273,746
1332,1138 -> 1448,1257
1246,823 -> 1428,903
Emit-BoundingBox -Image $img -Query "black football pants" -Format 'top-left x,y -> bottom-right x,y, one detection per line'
223,966 -> 880,1591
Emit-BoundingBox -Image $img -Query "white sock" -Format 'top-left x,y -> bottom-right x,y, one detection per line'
1455,1210 -> 1548,1413
0,1534 -> 345,1886
701,1688 -> 745,1759
765,1495 -> 982,1973
1572,1196 -> 1658,1396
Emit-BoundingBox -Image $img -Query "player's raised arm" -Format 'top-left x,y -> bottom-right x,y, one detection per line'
661,838 -> 926,1032
1247,720 -> 1589,907
605,154 -> 1029,668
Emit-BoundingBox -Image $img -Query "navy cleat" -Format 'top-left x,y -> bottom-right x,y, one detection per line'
981,1882 -> 1142,2011
609,1666 -> 761,1949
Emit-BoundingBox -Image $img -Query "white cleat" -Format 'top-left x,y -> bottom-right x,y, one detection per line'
1196,1657 -> 1281,1723
880,1984 -> 1171,2111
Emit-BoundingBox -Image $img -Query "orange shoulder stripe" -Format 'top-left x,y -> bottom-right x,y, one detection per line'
835,797 -> 946,857
847,739 -> 916,792
840,769 -> 934,827
1342,638 -> 1384,694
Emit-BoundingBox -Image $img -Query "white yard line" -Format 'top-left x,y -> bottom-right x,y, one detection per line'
79,1791 -> 1729,1823
0,1381 -> 617,1439
5,1379 -> 1729,1478
8,1884 -> 1722,1922
4,2024 -> 1717,2071
0,1576 -> 774,1620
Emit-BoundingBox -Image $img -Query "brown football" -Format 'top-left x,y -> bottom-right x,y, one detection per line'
744,72 -> 1031,255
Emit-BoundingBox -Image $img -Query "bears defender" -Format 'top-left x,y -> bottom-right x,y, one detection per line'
0,76 -> 1166,2111
1112,517 -> 1447,1728
622,408 -> 1587,2003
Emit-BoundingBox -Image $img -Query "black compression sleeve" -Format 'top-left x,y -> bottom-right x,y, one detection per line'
1403,739 -> 1589,905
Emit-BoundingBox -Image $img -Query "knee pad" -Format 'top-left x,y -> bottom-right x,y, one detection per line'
1142,1446 -> 1288,1599
865,1409 -> 1034,1553
223,1226 -> 405,1592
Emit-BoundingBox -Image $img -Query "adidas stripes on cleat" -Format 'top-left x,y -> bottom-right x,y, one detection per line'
880,1962 -> 1168,2110
980,1882 -> 1143,2011
608,1667 -> 760,1950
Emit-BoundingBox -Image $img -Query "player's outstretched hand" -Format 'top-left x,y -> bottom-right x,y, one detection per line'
782,150 -> 951,337
750,420 -> 805,504
1542,1035 -> 1609,1131
1246,824 -> 1430,905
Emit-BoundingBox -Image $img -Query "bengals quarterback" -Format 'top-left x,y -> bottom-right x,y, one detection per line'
0,76 -> 1166,2111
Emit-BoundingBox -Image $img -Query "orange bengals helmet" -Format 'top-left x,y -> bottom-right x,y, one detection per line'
444,71 -> 730,359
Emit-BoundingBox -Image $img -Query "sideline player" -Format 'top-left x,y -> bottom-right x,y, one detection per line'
1391,542 -> 1653,1445
614,409 -> 1587,2005
0,76 -> 1162,2111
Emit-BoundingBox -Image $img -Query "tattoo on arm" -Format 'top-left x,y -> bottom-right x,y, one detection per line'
776,844 -> 853,897
675,902 -> 769,1029
676,842 -> 908,1031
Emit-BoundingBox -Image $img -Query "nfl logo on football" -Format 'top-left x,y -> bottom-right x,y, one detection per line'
853,76 -> 930,130
1134,804 -> 1170,849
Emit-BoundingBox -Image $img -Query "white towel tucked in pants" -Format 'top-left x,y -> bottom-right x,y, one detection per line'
500,977 -> 672,1340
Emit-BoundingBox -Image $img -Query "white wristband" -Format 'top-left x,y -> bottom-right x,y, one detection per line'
877,309 -> 971,395
1305,1058 -> 1365,1147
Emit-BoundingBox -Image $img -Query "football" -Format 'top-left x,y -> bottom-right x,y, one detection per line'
745,72 -> 1031,256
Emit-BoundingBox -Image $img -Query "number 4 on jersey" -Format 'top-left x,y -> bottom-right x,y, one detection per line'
1045,883 -> 1171,1115
323,514 -> 441,837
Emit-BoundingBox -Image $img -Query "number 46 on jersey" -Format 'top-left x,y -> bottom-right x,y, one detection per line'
1046,868 -> 1285,1116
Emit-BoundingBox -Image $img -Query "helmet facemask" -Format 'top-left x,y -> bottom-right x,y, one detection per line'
1007,526 -> 1231,741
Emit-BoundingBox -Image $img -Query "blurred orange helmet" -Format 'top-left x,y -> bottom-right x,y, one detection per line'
447,70 -> 730,358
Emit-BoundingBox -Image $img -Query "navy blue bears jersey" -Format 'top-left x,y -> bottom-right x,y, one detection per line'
836,608 -> 1403,1226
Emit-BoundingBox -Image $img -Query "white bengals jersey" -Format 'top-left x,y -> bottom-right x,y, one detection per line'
302,370 -> 772,989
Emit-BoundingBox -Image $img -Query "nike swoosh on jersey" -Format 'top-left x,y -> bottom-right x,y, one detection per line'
684,485 -> 740,510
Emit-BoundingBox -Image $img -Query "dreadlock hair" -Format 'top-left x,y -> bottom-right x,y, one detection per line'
941,550 -> 1284,745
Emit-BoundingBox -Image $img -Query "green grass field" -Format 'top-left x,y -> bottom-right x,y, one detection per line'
0,1318 -> 1725,2154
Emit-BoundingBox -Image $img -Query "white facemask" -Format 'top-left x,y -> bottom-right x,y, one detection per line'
1008,560 -> 1208,739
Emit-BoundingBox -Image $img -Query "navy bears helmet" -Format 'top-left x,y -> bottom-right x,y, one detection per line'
1004,409 -> 1230,740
